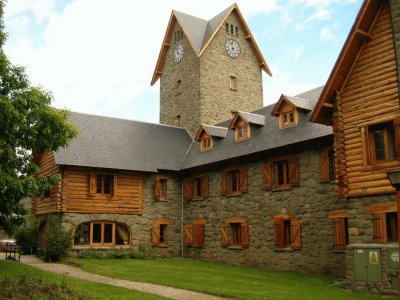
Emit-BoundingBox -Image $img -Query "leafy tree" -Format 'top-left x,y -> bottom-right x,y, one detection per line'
42,215 -> 72,262
0,1 -> 77,233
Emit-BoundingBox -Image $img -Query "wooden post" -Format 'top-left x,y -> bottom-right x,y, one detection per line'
397,190 -> 400,296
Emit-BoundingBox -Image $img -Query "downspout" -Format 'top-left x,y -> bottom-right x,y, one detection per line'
181,180 -> 184,259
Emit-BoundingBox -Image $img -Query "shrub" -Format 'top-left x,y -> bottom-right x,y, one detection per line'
42,215 -> 72,262
14,227 -> 38,255
77,247 -> 152,259
0,275 -> 90,300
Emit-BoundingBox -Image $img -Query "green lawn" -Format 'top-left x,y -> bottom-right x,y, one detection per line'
70,258 -> 396,300
0,260 -> 166,300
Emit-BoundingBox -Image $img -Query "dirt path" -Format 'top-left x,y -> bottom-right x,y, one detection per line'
19,255 -> 226,300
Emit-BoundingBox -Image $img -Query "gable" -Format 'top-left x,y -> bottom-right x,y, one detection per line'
151,4 -> 271,86
310,0 -> 394,125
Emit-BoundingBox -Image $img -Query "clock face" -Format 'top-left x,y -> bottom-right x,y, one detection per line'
225,39 -> 241,58
174,44 -> 183,63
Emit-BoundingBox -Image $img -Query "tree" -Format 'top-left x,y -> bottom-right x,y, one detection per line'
0,0 -> 77,233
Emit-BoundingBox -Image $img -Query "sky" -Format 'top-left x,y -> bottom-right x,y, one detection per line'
3,0 -> 363,124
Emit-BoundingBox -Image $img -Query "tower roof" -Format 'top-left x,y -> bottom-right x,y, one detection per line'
150,3 -> 272,85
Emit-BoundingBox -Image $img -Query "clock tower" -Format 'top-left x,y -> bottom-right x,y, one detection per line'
151,4 -> 271,137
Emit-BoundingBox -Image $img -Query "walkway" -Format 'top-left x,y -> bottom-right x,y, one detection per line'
19,255 -> 226,300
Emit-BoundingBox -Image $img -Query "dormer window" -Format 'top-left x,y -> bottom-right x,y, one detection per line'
280,110 -> 297,128
235,122 -> 250,141
201,136 -> 213,152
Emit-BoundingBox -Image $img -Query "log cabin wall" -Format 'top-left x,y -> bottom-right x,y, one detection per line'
336,1 -> 400,198
33,152 -> 61,215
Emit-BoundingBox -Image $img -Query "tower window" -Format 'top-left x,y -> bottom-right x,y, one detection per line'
226,23 -> 239,36
230,24 -> 234,35
235,26 -> 239,36
176,114 -> 181,127
230,76 -> 237,91
226,23 -> 229,33
176,80 -> 182,95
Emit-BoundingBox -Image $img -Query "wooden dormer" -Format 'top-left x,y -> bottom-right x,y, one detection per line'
195,125 -> 228,152
271,95 -> 313,129
229,111 -> 265,142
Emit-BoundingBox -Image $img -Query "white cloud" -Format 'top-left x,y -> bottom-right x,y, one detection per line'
320,26 -> 335,42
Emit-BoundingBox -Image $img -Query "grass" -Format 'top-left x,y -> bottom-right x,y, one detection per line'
70,258 -> 396,300
0,260 -> 166,300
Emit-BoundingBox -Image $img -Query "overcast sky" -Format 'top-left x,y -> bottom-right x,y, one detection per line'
3,0 -> 362,123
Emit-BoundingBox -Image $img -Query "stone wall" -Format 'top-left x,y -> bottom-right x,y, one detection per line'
199,12 -> 264,127
182,142 -> 347,276
60,172 -> 183,258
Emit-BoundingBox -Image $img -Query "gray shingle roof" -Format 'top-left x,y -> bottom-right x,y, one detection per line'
202,125 -> 228,138
53,112 -> 192,172
180,86 -> 332,170
236,111 -> 265,126
283,95 -> 314,111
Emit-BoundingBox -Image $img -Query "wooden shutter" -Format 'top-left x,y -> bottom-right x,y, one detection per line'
89,172 -> 96,196
113,174 -> 118,197
239,168 -> 248,192
220,172 -> 227,196
194,224 -> 205,246
241,223 -> 249,248
289,157 -> 299,187
221,223 -> 228,247
201,175 -> 209,198
333,218 -> 346,250
154,177 -> 161,200
372,213 -> 387,243
319,150 -> 330,182
184,224 -> 193,246
394,117 -> 400,160
151,223 -> 160,245
291,219 -> 301,249
263,162 -> 272,190
274,220 -> 284,248
183,179 -> 193,200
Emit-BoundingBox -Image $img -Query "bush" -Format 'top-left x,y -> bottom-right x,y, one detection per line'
42,215 -> 72,262
0,275 -> 90,300
77,247 -> 152,259
14,227 -> 38,255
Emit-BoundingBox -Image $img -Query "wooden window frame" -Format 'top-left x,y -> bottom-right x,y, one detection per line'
90,222 -> 115,246
90,172 -> 117,197
220,167 -> 248,196
152,219 -> 172,246
221,217 -> 249,249
235,123 -> 250,141
229,76 -> 237,91
367,122 -> 395,164
185,218 -> 206,247
184,174 -> 208,200
366,202 -> 398,244
279,110 -> 298,129
155,175 -> 168,201
263,155 -> 299,190
272,215 -> 301,249
320,148 -> 335,183
200,135 -> 213,152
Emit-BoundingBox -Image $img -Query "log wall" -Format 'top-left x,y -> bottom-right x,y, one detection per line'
337,2 -> 400,198
61,167 -> 143,215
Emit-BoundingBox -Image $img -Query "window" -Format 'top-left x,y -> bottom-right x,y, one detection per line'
225,23 -> 229,33
279,110 -> 298,128
263,156 -> 299,190
367,202 -> 398,243
176,114 -> 181,127
176,80 -> 182,95
73,221 -> 130,247
184,218 -> 206,247
329,210 -> 349,250
229,76 -> 237,90
152,219 -> 171,246
225,22 -> 239,36
200,136 -> 213,152
220,167 -> 248,196
90,172 -> 117,197
183,174 -> 209,200
320,148 -> 335,182
367,122 -> 396,164
175,30 -> 183,41
235,122 -> 250,141
221,217 -> 249,248
273,215 -> 301,249
155,175 -> 168,201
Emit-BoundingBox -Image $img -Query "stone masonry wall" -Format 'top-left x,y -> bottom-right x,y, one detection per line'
160,21 -> 201,137
200,12 -> 264,127
183,143 -> 347,276
61,172 -> 183,258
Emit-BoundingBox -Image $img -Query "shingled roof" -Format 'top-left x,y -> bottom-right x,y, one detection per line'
53,112 -> 192,172
180,86 -> 332,170
151,3 -> 271,85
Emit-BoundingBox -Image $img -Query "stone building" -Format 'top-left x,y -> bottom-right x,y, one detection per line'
33,0 -> 399,295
